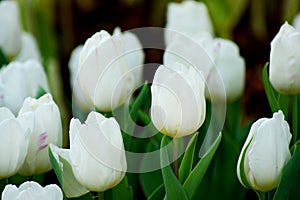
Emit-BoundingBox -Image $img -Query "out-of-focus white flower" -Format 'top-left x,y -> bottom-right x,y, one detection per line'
269,22 -> 300,94
18,93 -> 62,176
0,60 -> 49,114
165,1 -> 213,45
151,63 -> 206,138
207,38 -> 245,101
237,110 -> 292,192
1,181 -> 63,200
293,13 -> 300,30
77,28 -> 144,112
15,32 -> 41,62
50,111 -> 126,194
0,0 -> 22,58
0,107 -> 33,179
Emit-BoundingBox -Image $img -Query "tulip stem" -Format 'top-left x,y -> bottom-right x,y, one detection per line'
97,192 -> 104,200
292,95 -> 298,144
255,190 -> 266,200
173,139 -> 179,178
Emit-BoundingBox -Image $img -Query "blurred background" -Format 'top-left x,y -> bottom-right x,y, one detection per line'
16,0 -> 299,126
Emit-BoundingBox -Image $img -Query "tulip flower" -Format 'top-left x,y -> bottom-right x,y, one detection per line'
0,0 -> 22,58
77,28 -> 144,112
1,181 -> 63,200
0,107 -> 33,178
207,38 -> 246,101
15,32 -> 41,62
165,1 -> 213,45
269,22 -> 300,94
237,110 -> 292,192
18,93 -> 62,176
0,60 -> 49,115
151,62 -> 206,138
50,111 -> 126,194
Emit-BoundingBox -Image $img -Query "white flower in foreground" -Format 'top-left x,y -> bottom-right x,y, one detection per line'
77,28 -> 144,112
165,0 -> 213,45
18,93 -> 62,176
0,60 -> 49,114
50,111 -> 126,194
269,22 -> 300,94
208,38 -> 245,101
15,32 -> 41,62
151,63 -> 206,138
0,0 -> 22,58
0,107 -> 33,178
2,181 -> 63,200
237,110 -> 292,192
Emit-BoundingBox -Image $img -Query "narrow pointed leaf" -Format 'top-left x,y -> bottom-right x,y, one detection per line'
183,133 -> 222,199
262,63 -> 280,112
178,132 -> 199,183
160,135 -> 188,200
147,184 -> 165,200
105,176 -> 133,200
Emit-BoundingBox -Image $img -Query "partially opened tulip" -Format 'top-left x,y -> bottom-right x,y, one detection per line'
165,1 -> 213,45
77,28 -> 144,112
0,107 -> 33,178
50,111 -> 126,194
151,63 -> 206,138
15,32 -> 41,62
18,93 -> 62,176
0,60 -> 49,114
237,110 -> 292,192
1,181 -> 63,200
0,0 -> 22,58
269,22 -> 300,94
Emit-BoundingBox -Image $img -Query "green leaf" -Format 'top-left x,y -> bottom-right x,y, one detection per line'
183,133 -> 222,199
130,82 -> 149,122
147,184 -> 165,200
178,132 -> 199,184
48,144 -> 90,198
160,135 -> 188,200
0,48 -> 8,67
35,86 -> 47,99
105,176 -> 133,200
273,141 -> 300,200
262,63 -> 280,113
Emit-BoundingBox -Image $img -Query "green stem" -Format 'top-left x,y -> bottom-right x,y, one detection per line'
255,190 -> 266,200
98,192 -> 104,200
292,95 -> 298,145
173,139 -> 179,178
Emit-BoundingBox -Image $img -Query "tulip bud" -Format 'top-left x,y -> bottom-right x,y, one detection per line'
165,1 -> 213,45
1,181 -> 63,200
18,93 -> 63,176
0,0 -> 22,58
68,111 -> 127,191
0,60 -> 49,114
269,22 -> 300,94
15,32 -> 41,62
237,110 -> 292,192
151,63 -> 206,138
207,38 -> 246,101
0,107 -> 33,178
77,28 -> 144,112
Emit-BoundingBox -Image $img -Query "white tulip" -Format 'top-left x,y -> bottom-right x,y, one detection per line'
269,22 -> 300,94
15,32 -> 41,62
207,38 -> 245,101
0,107 -> 33,178
165,1 -> 213,45
1,181 -> 63,200
293,13 -> 300,30
18,93 -> 62,176
69,111 -> 127,191
151,63 -> 206,138
237,110 -> 292,192
0,0 -> 22,58
77,28 -> 144,112
0,60 -> 49,114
